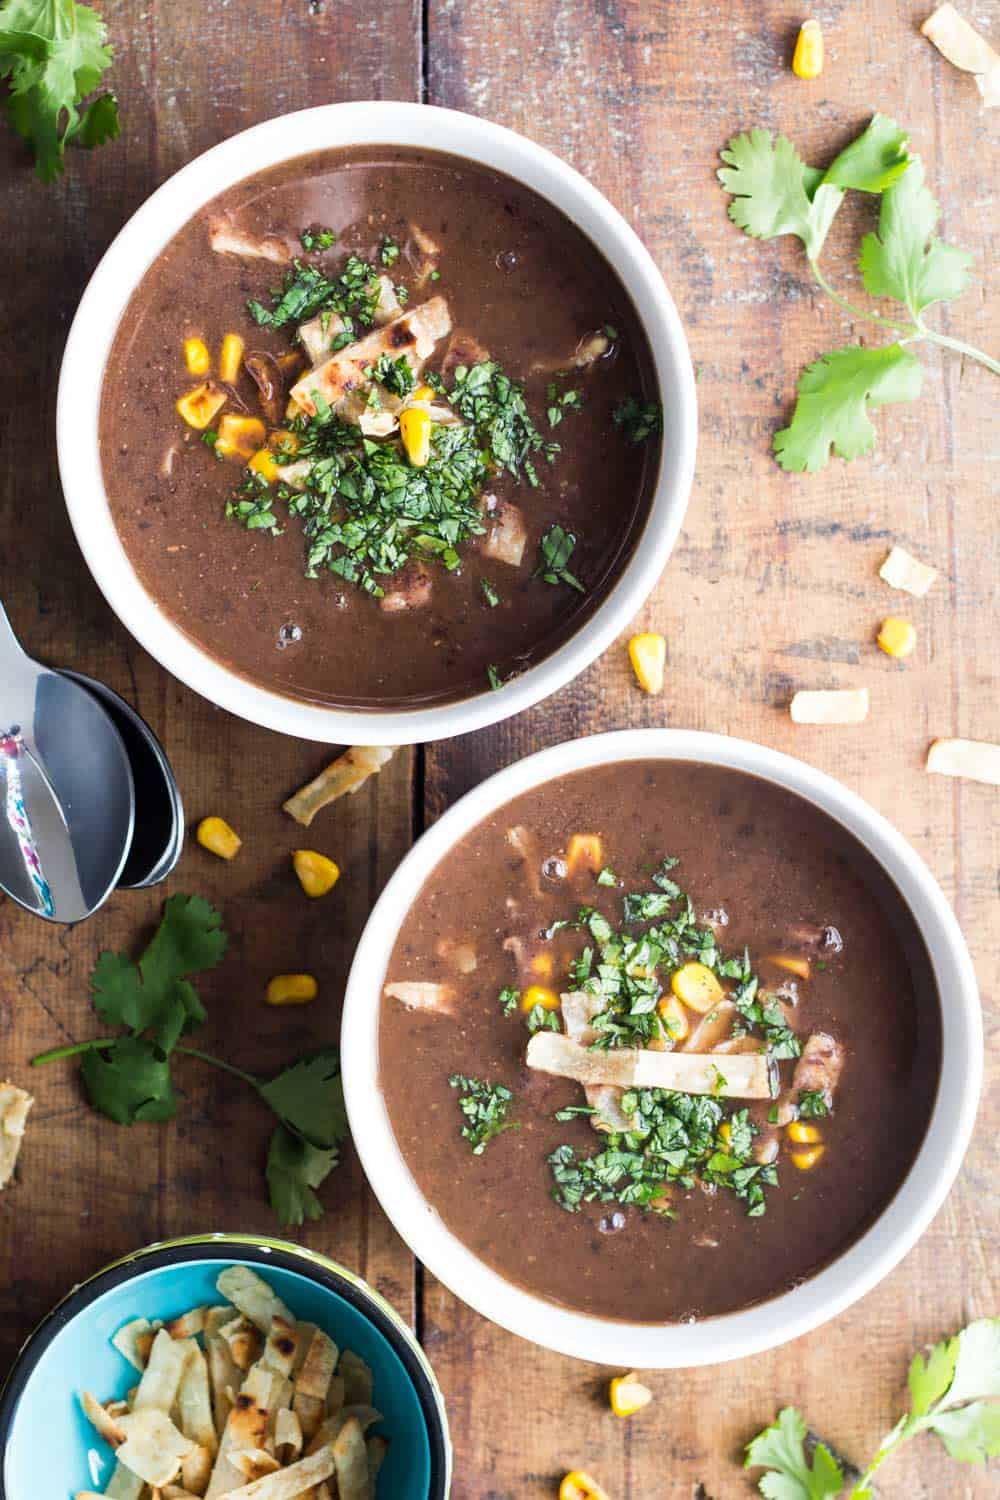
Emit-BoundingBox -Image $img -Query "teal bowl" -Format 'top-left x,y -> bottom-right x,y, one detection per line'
0,1234 -> 451,1500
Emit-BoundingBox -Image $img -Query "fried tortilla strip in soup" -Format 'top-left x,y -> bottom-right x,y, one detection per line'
526,1032 -> 774,1098
290,297 -> 452,416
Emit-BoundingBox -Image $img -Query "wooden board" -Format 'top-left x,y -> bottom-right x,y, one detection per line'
1,0 -> 998,1496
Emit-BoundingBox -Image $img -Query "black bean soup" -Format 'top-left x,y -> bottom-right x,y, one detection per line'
100,147 -> 662,707
380,761 -> 942,1323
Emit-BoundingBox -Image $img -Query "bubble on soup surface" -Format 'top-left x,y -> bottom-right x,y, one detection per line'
599,1211 -> 627,1234
704,907 -> 729,927
542,856 -> 567,881
277,623 -> 303,649
496,251 -> 518,272
823,925 -> 844,953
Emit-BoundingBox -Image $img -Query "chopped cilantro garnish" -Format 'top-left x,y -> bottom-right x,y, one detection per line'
300,225 -> 336,252
248,254 -> 382,331
613,396 -> 663,443
449,1075 -> 516,1154
536,524 -> 585,592
549,1089 -> 776,1218
525,1003 -> 560,1035
379,235 -> 400,267
449,361 -> 556,481
596,866 -> 618,887
481,579 -> 500,608
370,352 -> 416,398
798,1089 -> 830,1118
546,383 -> 583,428
498,986 -> 520,1016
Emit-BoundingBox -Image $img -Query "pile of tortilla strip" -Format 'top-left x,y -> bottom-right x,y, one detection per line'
77,1265 -> 387,1500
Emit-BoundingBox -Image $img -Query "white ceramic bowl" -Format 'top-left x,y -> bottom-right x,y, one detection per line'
342,729 -> 981,1367
57,103 -> 697,744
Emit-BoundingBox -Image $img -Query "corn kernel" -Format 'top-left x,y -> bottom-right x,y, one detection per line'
400,406 -> 432,467
649,1186 -> 673,1211
411,384 -> 435,402
787,1120 -> 821,1145
176,381 -> 227,431
183,337 -> 211,376
219,332 -> 245,384
877,617 -> 917,659
530,953 -> 554,978
718,1121 -> 732,1147
791,1144 -> 826,1170
248,448 -> 279,483
196,816 -> 242,860
559,1474 -> 610,1500
215,414 -> 266,461
657,994 -> 690,1043
266,973 -> 318,1007
292,849 -> 341,898
521,984 -> 559,1013
628,631 -> 666,695
269,428 -> 300,456
609,1372 -> 653,1418
671,962 -> 724,1013
765,954 -> 811,981
792,18 -> 824,78
566,833 -> 603,875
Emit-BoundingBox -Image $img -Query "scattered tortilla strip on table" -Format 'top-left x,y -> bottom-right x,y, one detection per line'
0,1081 -> 32,1189
216,1266 -> 294,1335
115,1408 -> 195,1487
927,737 -> 1000,786
284,747 -> 396,827
922,4 -> 1000,104
526,1032 -> 774,1099
790,688 -> 869,725
879,544 -> 938,597
215,1443 -> 336,1500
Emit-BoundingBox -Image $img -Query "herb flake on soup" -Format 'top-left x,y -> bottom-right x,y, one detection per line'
100,148 -> 661,708
379,761 -> 942,1324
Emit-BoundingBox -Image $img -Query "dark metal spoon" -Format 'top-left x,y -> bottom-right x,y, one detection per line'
0,604 -> 135,923
59,671 -> 184,889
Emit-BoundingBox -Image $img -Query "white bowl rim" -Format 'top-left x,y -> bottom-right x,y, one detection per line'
56,101 -> 697,744
341,728 -> 982,1367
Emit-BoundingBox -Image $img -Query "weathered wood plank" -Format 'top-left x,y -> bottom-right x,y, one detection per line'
424,1 -> 999,1495
0,0 -> 421,1379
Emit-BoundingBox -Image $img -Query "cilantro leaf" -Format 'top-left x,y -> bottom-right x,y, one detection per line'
908,1335 -> 960,1417
718,129 -> 843,261
860,155 -> 973,317
927,1402 -> 1000,1465
773,343 -> 923,473
79,1037 -> 177,1126
536,524 -> 585,592
265,1123 -> 339,1227
936,1318 -> 1000,1408
258,1048 -> 347,1151
90,894 -> 225,1049
745,1408 -> 844,1500
449,1075 -> 516,1154
0,0 -> 118,179
820,112 -> 911,194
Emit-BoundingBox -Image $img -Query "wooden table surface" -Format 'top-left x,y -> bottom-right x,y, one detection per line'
1,1 -> 997,1494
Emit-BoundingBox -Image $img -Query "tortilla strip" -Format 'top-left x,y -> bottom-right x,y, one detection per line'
927,737 -> 1000,786
230,1448 -> 282,1480
103,1463 -> 145,1500
262,1315 -> 300,1379
176,1342 -> 218,1454
283,746 -> 395,827
879,544 -> 937,597
922,2 -> 1000,102
275,1408 -> 304,1463
80,1390 -> 126,1447
215,1444 -> 336,1500
382,981 -> 455,1016
775,1031 -> 846,1125
292,1390 -> 325,1443
325,1375 -> 345,1416
306,1408 -> 383,1456
0,1081 -> 32,1189
560,991 -> 601,1044
204,1308 -> 241,1437
289,296 -> 452,416
208,222 -> 291,263
333,1417 -> 368,1500
115,1409 -> 195,1488
112,1317 -> 155,1373
295,1329 -> 338,1402
526,1032 -> 774,1099
218,1314 -> 259,1371
367,1435 -> 388,1499
217,1267 -> 294,1335
166,1307 -> 207,1340
789,688 -> 870,725
133,1329 -> 190,1414
204,1366 -> 275,1498
180,1441 -> 214,1496
337,1352 -> 374,1409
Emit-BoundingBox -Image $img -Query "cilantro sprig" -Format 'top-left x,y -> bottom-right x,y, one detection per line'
448,1075 -> 517,1154
719,114 -> 998,471
31,895 -> 348,1226
746,1318 -> 1000,1496
0,0 -> 120,179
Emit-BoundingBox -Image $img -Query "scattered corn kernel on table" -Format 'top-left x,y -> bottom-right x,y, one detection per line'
1,2 -> 998,1495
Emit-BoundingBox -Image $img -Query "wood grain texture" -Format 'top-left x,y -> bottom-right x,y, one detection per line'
1,1 -> 998,1497
424,1 -> 999,1496
0,0 -> 421,1370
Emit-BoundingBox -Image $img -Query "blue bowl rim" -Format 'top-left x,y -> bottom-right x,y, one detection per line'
0,1232 -> 451,1499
